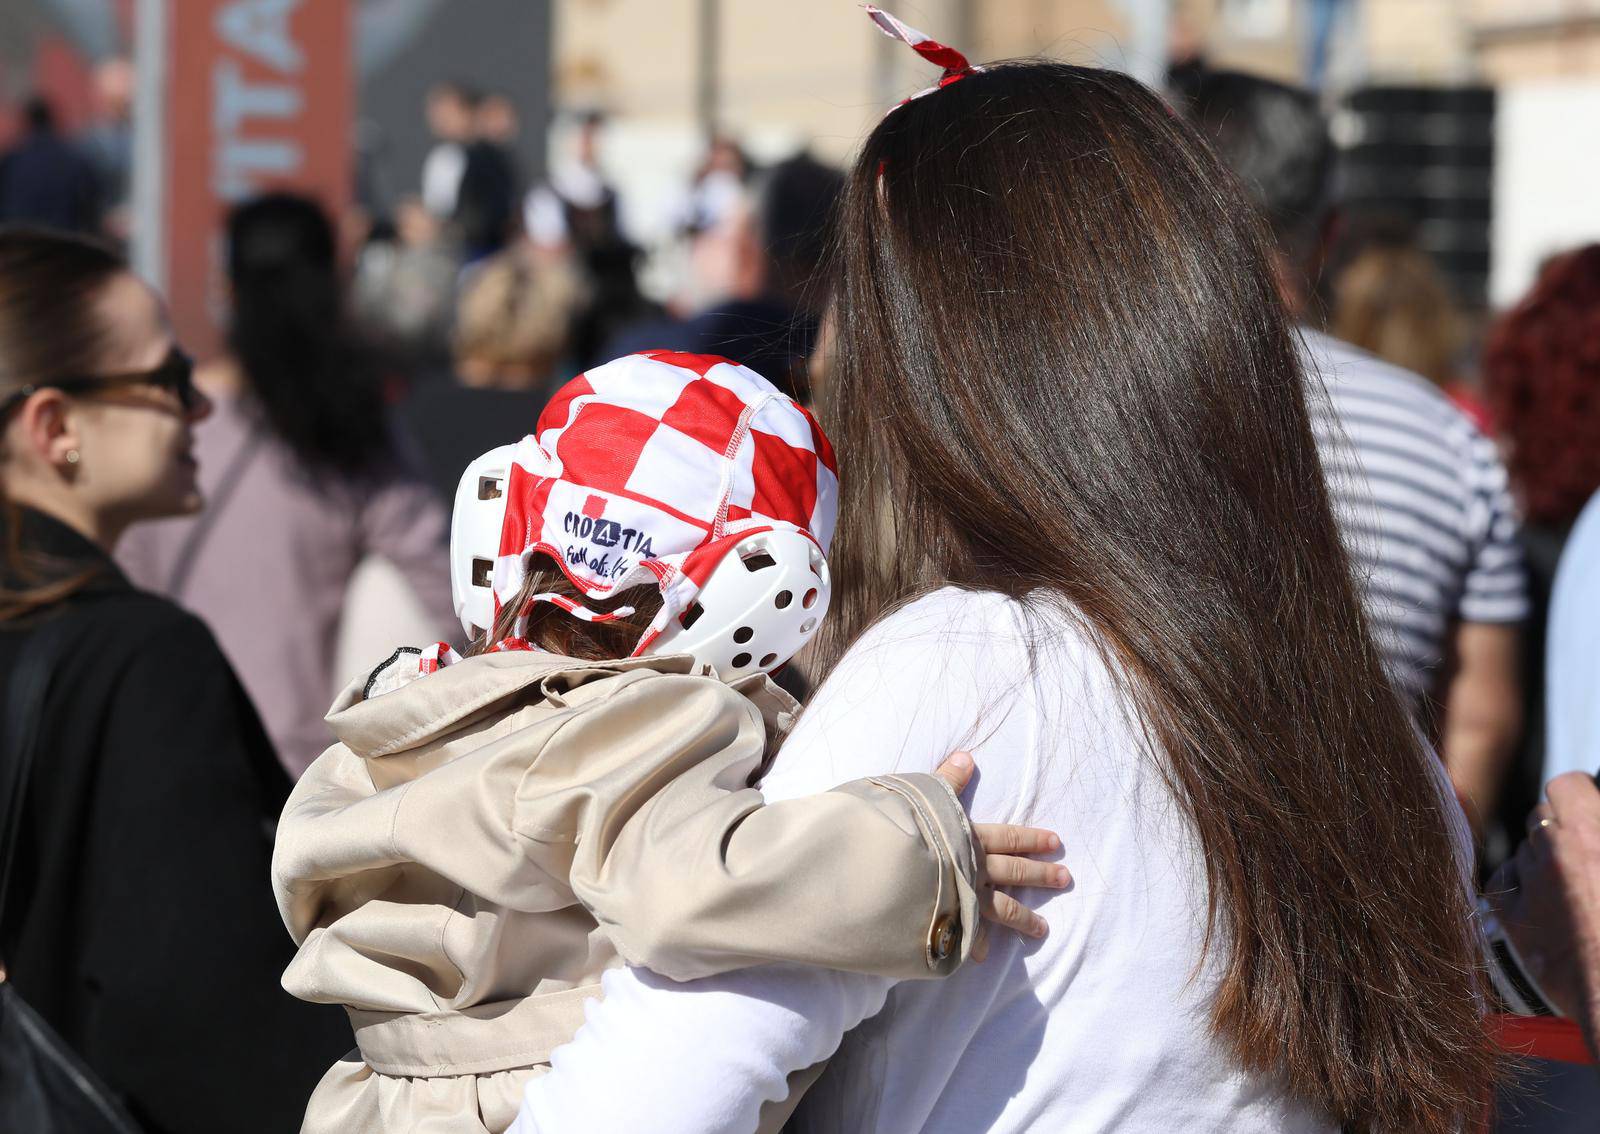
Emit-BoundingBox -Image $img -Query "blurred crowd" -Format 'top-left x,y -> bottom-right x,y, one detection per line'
2,52 -> 1600,1134
0,58 -> 134,241
1,79 -> 845,777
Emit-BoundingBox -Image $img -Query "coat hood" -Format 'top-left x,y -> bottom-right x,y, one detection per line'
325,647 -> 798,762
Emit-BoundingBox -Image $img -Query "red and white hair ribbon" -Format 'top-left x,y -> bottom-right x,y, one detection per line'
418,641 -> 464,674
416,635 -> 538,675
510,592 -> 635,640
864,5 -> 978,93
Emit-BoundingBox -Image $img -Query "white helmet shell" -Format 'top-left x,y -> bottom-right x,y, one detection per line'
450,444 -> 516,637
450,446 -> 830,677
648,526 -> 830,679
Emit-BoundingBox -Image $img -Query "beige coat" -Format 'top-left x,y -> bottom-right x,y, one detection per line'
272,648 -> 980,1133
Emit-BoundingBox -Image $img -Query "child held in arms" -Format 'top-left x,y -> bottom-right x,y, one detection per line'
271,351 -> 1066,1132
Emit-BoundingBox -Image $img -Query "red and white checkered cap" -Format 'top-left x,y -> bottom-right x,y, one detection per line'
493,350 -> 838,654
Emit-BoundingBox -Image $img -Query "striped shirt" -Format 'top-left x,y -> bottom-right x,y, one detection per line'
1300,329 -> 1528,705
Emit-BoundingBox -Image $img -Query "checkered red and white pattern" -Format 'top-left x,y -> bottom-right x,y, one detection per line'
864,4 -> 982,104
493,350 -> 838,655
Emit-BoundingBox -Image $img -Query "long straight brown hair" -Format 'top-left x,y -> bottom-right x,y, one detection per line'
822,62 -> 1489,1131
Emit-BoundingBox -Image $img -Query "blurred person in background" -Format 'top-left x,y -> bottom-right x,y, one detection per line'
420,81 -> 517,262
526,110 -> 654,368
1331,225 -> 1494,432
526,109 -> 623,251
667,132 -> 751,264
1188,71 -> 1527,849
608,152 -> 843,401
81,57 -> 136,244
400,243 -> 581,502
1484,246 -> 1600,804
118,194 -> 451,778
478,92 -> 522,156
456,92 -> 520,261
1492,770 -> 1600,1058
0,97 -> 99,234
353,195 -> 459,373
421,80 -> 476,222
1545,487 -> 1600,783
1487,478 -> 1600,1126
1483,767 -> 1600,1134
0,227 -> 347,1132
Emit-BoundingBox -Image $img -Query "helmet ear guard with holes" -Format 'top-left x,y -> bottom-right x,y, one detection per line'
648,527 -> 829,678
450,444 -> 517,638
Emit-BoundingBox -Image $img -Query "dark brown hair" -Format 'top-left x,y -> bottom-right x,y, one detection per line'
227,194 -> 391,476
0,227 -> 127,620
822,62 -> 1489,1130
1483,244 -> 1600,528
470,556 -> 663,661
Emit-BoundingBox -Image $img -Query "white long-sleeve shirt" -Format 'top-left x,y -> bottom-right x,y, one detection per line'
513,588 -> 1332,1133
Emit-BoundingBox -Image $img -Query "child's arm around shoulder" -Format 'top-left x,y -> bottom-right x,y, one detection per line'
510,667 -> 981,983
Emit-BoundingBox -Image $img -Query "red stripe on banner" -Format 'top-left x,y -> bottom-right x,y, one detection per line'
1491,1014 -> 1595,1064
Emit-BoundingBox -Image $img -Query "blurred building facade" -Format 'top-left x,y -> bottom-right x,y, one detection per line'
4,1 -> 1599,312
548,0 -> 1169,246
1473,0 -> 1600,81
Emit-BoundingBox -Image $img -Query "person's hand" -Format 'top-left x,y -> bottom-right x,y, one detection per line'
1489,772 -> 1600,1055
934,750 -> 1070,961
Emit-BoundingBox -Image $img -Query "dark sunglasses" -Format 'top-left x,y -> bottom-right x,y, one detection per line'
0,346 -> 199,418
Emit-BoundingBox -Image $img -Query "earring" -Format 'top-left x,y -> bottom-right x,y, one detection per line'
64,450 -> 81,465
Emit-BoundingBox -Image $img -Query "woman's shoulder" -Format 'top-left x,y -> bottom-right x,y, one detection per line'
98,586 -> 217,642
47,588 -> 232,681
857,586 -> 1023,649
825,587 -> 1129,746
11,592 -> 246,766
850,587 -> 1103,674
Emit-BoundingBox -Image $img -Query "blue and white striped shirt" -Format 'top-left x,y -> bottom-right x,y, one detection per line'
1300,329 -> 1528,705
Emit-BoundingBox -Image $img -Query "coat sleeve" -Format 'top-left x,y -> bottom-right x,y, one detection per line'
81,610 -> 351,1134
511,671 -> 981,983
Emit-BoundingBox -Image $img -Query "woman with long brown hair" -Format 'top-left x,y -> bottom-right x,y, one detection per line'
513,52 -> 1489,1134
0,228 -> 349,1131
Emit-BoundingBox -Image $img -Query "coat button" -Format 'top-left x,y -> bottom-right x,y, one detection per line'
929,914 -> 959,964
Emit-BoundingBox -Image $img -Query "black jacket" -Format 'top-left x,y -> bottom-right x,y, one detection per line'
454,139 -> 518,258
0,509 -> 349,1133
0,128 -> 100,232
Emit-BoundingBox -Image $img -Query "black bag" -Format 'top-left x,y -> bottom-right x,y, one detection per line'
0,609 -> 143,1133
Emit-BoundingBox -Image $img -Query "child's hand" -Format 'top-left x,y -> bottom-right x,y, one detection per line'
934,750 -> 1070,961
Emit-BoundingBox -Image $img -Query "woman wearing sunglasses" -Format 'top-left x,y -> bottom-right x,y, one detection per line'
0,228 -> 349,1132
